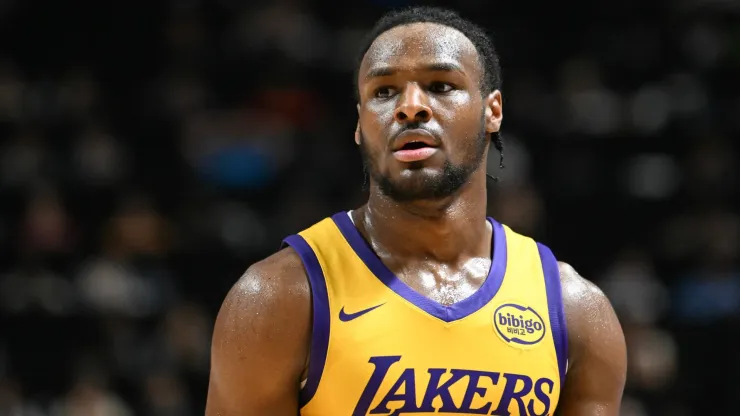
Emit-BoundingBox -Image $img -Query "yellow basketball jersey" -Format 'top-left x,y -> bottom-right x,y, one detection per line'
282,211 -> 568,416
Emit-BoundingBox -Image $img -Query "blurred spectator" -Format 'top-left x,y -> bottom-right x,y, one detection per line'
602,247 -> 669,326
673,209 -> 740,324
142,372 -> 192,416
49,379 -> 134,416
0,379 -> 46,416
71,125 -> 127,190
75,194 -> 175,318
0,131 -> 50,191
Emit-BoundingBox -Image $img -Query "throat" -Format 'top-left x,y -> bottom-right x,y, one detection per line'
407,263 -> 491,306
358,210 -> 492,264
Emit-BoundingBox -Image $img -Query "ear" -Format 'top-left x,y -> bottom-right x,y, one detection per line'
355,104 -> 362,145
484,90 -> 503,135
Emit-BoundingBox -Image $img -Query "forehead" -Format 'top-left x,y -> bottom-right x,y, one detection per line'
360,22 -> 482,81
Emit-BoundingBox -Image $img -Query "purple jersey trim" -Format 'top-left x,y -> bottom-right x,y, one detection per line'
330,211 -> 508,323
537,242 -> 569,387
282,234 -> 330,407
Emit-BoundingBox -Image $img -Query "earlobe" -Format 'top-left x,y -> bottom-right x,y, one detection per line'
485,90 -> 503,134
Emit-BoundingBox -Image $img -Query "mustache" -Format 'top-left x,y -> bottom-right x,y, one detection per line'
390,122 -> 441,142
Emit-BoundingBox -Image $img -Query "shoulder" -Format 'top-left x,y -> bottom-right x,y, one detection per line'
207,247 -> 312,412
557,261 -> 626,370
551,265 -> 628,413
243,245 -> 311,295
216,247 -> 311,334
212,247 -> 312,366
557,261 -> 609,314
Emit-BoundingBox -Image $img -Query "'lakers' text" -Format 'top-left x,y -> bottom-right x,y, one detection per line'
353,356 -> 555,416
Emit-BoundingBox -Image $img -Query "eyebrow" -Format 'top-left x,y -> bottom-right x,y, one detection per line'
364,62 -> 465,80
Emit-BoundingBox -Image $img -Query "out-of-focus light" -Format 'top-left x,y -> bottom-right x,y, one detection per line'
623,154 -> 680,199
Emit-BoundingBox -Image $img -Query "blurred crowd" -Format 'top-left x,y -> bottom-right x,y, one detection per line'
0,0 -> 738,415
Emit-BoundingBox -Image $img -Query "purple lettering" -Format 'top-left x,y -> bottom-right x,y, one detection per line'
352,357 -> 554,416
369,368 -> 420,414
490,373 -> 533,416
527,377 -> 554,416
353,356 -> 402,416
457,370 -> 500,414
418,368 -> 465,412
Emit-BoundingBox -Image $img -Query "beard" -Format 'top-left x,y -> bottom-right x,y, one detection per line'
359,115 -> 488,202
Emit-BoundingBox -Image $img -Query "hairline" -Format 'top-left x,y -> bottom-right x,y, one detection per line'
356,21 -> 492,101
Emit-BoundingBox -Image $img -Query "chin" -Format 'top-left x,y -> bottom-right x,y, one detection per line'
380,173 -> 459,202
371,157 -> 475,202
397,165 -> 445,178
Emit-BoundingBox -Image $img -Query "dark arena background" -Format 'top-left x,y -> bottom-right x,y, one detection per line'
1,0 -> 739,415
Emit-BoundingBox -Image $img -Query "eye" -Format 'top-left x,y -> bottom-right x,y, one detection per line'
374,86 -> 397,99
429,82 -> 454,93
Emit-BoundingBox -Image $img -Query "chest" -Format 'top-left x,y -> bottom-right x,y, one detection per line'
390,258 -> 492,306
309,301 -> 561,416
298,215 -> 564,414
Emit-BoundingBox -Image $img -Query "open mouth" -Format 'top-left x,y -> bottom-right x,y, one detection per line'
392,140 -> 439,162
400,141 -> 432,151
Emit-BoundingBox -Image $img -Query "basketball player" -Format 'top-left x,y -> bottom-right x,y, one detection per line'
206,6 -> 626,416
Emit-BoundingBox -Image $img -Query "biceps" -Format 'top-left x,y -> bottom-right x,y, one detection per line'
205,379 -> 299,416
556,401 -> 618,416
557,348 -> 627,415
558,379 -> 623,416
205,350 -> 301,415
205,306 -> 305,415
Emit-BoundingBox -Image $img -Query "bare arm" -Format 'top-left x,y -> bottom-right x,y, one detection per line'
556,262 -> 627,416
206,248 -> 312,415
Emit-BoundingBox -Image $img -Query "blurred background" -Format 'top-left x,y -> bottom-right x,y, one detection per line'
0,0 -> 738,415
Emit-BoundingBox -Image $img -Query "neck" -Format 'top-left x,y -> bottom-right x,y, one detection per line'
356,169 -> 490,264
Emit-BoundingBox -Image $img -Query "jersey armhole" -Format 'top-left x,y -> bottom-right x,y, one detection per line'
282,235 -> 331,407
537,242 -> 569,388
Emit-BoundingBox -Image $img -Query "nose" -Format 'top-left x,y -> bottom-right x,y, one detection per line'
394,83 -> 432,123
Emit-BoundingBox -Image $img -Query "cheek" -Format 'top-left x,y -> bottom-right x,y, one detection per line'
359,107 -> 393,142
433,93 -> 479,124
438,93 -> 473,112
438,108 -> 481,138
364,102 -> 395,126
358,118 -> 387,155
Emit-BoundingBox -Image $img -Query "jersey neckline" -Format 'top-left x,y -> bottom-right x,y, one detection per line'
330,211 -> 508,323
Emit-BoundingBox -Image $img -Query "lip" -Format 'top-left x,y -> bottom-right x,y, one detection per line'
393,147 -> 439,163
391,128 -> 440,151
